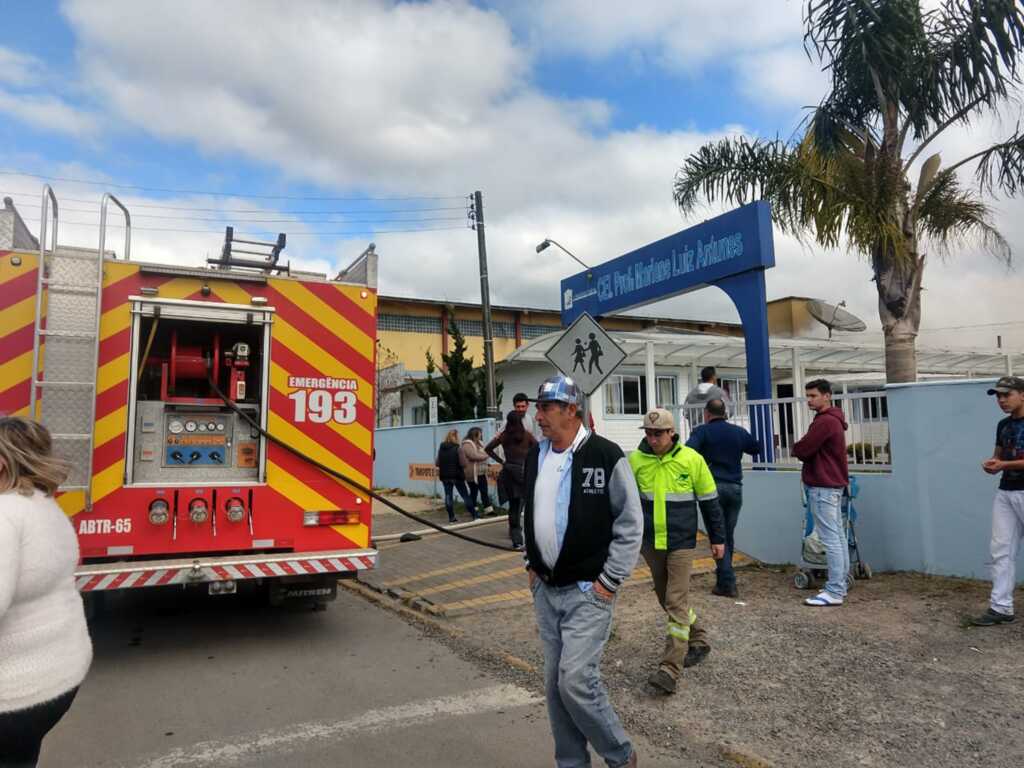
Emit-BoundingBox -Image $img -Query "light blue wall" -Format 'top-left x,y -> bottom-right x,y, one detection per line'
735,378 -> 1019,581
374,418 -> 498,496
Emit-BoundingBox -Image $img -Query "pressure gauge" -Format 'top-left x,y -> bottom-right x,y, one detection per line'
168,420 -> 184,435
198,423 -> 208,432
216,423 -> 225,432
207,422 -> 217,432
185,421 -> 197,432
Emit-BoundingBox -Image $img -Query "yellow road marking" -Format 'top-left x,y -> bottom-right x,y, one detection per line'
415,566 -> 525,597
440,589 -> 532,612
382,552 -> 521,589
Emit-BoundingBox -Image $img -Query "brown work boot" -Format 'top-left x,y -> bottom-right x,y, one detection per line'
647,668 -> 676,694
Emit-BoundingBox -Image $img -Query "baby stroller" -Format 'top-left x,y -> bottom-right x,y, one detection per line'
793,476 -> 872,590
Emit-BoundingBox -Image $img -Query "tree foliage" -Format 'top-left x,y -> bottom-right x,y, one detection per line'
412,308 -> 502,421
673,0 -> 1024,381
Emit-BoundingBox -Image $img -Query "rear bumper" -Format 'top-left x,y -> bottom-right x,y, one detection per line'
75,548 -> 378,592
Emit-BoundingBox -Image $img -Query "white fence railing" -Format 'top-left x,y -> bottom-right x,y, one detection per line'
671,391 -> 891,472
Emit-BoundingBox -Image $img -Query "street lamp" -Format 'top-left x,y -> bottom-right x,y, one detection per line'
535,238 -> 592,274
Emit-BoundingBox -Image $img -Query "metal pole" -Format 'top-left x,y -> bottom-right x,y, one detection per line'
473,191 -> 499,419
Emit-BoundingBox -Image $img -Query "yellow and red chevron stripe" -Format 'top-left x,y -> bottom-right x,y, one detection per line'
0,250 -> 377,559
0,251 -> 41,419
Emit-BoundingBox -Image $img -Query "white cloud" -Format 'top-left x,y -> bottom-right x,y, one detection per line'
0,46 -> 44,87
0,0 -> 1012,359
0,89 -> 99,139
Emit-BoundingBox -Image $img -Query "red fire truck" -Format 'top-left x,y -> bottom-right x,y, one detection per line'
0,187 -> 378,606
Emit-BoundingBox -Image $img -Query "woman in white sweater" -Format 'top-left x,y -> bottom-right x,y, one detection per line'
0,417 -> 92,767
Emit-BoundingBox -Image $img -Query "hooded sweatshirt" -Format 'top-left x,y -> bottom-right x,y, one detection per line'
683,382 -> 729,409
792,406 -> 849,488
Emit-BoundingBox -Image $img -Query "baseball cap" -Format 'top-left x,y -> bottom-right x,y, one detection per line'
530,374 -> 582,406
988,376 -> 1024,395
640,408 -> 674,430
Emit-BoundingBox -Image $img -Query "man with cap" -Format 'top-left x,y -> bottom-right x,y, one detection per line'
629,408 -> 725,694
523,374 -> 642,768
971,376 -> 1024,626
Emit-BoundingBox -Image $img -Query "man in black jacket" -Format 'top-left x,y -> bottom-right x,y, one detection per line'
686,398 -> 761,597
524,374 -> 642,768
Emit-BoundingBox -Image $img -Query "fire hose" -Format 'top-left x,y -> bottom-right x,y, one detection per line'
208,372 -> 518,552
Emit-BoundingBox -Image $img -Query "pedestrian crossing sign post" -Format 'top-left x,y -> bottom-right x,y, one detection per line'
545,312 -> 626,396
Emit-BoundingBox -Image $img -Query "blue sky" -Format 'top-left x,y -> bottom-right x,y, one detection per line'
1,1 -> 1021,350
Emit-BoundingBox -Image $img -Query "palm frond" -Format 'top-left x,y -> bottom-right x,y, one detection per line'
916,169 -> 1012,262
929,0 -> 1024,114
975,127 -> 1024,196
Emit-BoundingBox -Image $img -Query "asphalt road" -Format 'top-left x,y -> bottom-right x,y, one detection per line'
39,587 -> 676,768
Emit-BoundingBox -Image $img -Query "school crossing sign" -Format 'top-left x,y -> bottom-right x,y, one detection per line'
545,312 -> 626,396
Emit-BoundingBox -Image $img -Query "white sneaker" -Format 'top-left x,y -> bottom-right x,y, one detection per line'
804,591 -> 844,607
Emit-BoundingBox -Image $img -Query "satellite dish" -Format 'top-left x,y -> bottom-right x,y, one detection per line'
807,299 -> 867,339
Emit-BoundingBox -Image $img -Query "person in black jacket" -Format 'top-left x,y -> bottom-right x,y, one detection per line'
686,398 -> 761,598
523,374 -> 642,768
436,429 -> 474,523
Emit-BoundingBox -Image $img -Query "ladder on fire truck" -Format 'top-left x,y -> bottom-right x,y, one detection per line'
29,187 -> 131,509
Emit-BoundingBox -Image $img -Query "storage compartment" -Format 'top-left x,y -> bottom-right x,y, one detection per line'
125,297 -> 272,486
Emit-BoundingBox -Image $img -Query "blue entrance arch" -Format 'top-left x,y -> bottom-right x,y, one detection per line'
559,200 -> 775,456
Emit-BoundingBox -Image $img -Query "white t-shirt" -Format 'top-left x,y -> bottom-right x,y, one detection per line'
533,425 -> 587,570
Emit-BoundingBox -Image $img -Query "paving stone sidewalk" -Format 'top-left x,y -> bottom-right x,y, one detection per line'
365,495 -> 752,617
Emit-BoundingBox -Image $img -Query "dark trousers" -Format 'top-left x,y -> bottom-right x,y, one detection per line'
469,476 -> 492,515
507,497 -> 523,546
715,481 -> 743,589
442,480 -> 473,521
0,687 -> 78,768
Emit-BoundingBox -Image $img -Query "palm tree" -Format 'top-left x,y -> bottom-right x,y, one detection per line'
673,0 -> 1024,382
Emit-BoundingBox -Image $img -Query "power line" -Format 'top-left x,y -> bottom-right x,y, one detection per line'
920,320 -> 1024,331
54,221 -> 467,236
3,191 -> 466,215
0,169 -> 464,202
52,210 -> 465,225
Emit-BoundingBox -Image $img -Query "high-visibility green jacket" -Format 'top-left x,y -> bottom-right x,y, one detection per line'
628,437 -> 725,551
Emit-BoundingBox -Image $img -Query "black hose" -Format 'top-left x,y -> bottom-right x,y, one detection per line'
207,375 -> 517,552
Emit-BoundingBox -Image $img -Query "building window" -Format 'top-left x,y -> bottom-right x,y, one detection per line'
522,323 -> 562,339
411,404 -> 428,425
378,314 -> 442,334
605,374 -> 678,415
656,375 -> 677,408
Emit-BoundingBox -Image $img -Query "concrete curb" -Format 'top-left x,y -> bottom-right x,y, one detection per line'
342,579 -> 538,675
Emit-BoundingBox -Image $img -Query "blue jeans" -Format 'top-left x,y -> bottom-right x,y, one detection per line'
442,480 -> 473,521
807,486 -> 848,599
715,481 -> 743,589
532,581 -> 633,768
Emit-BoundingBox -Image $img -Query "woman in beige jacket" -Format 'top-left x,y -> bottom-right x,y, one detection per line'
459,427 -> 493,519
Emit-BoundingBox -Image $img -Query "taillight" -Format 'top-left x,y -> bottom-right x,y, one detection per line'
303,510 -> 360,526
149,499 -> 170,525
189,499 -> 209,524
225,498 -> 246,523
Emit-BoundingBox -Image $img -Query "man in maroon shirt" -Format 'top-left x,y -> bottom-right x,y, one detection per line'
793,379 -> 849,607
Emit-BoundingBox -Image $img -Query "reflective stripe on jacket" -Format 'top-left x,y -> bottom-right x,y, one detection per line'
628,437 -> 723,551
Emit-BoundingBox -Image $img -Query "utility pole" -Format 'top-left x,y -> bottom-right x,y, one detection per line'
471,191 -> 499,419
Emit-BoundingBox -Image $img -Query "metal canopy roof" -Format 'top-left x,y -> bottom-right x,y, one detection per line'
501,328 -> 1020,376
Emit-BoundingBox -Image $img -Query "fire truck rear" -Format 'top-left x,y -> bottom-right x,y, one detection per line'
0,188 -> 378,607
